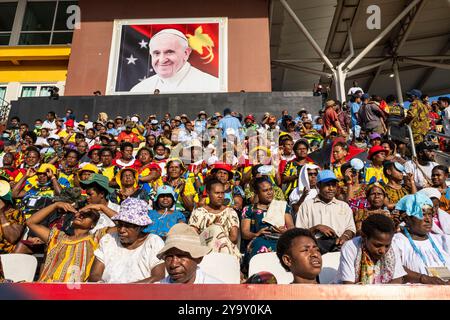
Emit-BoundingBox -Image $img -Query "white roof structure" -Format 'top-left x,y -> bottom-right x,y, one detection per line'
270,0 -> 450,101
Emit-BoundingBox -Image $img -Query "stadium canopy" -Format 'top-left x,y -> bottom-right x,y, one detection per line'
270,0 -> 450,103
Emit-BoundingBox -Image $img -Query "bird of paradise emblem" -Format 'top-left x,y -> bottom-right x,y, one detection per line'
186,26 -> 215,64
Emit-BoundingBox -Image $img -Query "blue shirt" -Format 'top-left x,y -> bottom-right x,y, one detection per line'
144,210 -> 186,239
218,115 -> 242,136
350,101 -> 362,127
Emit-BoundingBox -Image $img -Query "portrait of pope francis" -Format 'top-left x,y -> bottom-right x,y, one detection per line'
130,29 -> 220,93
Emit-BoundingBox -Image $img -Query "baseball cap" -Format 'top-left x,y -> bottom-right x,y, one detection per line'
384,161 -> 406,174
174,116 -> 181,121
361,93 -> 370,100
406,89 -> 422,98
131,116 -> 139,123
198,111 -> 207,115
317,170 -> 338,183
244,114 -> 255,121
369,133 -> 382,140
150,120 -> 159,125
416,141 -> 437,153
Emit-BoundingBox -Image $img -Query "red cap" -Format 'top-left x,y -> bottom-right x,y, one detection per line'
65,119 -> 75,127
88,144 -> 102,157
245,114 -> 255,122
0,141 -> 4,148
368,145 -> 387,160
211,162 -> 233,173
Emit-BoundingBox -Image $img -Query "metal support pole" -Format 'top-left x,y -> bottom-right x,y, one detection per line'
272,61 -> 333,77
347,59 -> 391,77
345,0 -> 422,72
336,65 -> 347,103
279,0 -> 335,71
393,62 -> 404,107
341,21 -> 355,68
407,125 -> 417,158
401,58 -> 450,70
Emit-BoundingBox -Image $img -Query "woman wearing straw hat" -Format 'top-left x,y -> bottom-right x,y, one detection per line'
157,224 -> 222,284
0,180 -> 25,254
110,167 -> 150,205
163,158 -> 196,217
89,198 -> 165,283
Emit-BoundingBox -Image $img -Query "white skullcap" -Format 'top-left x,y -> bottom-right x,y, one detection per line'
150,29 -> 188,47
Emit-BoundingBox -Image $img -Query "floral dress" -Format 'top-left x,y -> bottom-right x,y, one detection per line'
189,207 -> 241,259
241,204 -> 291,259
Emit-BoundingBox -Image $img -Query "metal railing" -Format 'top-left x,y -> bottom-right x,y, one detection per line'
387,124 -> 416,158
0,96 -> 11,124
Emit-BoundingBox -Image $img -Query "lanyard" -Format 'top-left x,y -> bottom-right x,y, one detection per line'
403,227 -> 447,267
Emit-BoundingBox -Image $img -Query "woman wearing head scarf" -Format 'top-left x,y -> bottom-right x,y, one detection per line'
418,188 -> 450,236
288,164 -> 319,215
337,214 -> 406,284
392,193 -> 450,284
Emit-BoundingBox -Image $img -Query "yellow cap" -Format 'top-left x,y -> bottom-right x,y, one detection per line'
37,163 -> 57,174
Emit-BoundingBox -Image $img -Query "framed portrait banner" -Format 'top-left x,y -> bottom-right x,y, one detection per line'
106,17 -> 228,95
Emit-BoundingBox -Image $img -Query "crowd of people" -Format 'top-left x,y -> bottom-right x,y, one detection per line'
0,87 -> 450,285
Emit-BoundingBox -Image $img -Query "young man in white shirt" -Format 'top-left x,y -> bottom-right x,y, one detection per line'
404,141 -> 438,189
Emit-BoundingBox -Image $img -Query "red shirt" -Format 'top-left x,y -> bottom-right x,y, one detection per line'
117,131 -> 140,144
323,107 -> 339,135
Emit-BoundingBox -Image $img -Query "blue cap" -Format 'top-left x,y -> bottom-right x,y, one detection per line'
361,93 -> 370,100
406,89 -> 422,98
350,158 -> 365,171
155,185 -> 176,200
394,162 -> 406,173
395,193 -> 433,220
317,170 -> 338,183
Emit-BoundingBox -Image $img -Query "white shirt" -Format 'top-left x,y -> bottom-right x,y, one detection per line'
392,232 -> 450,275
158,267 -> 223,284
130,62 -> 219,94
295,196 -> 356,236
94,233 -> 164,283
336,237 -> 406,283
35,136 -> 50,147
348,87 -> 364,95
42,120 -> 57,132
404,160 -> 438,189
90,201 -> 120,234
443,106 -> 450,135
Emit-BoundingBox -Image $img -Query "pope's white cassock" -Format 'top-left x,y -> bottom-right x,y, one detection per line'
130,62 -> 219,93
